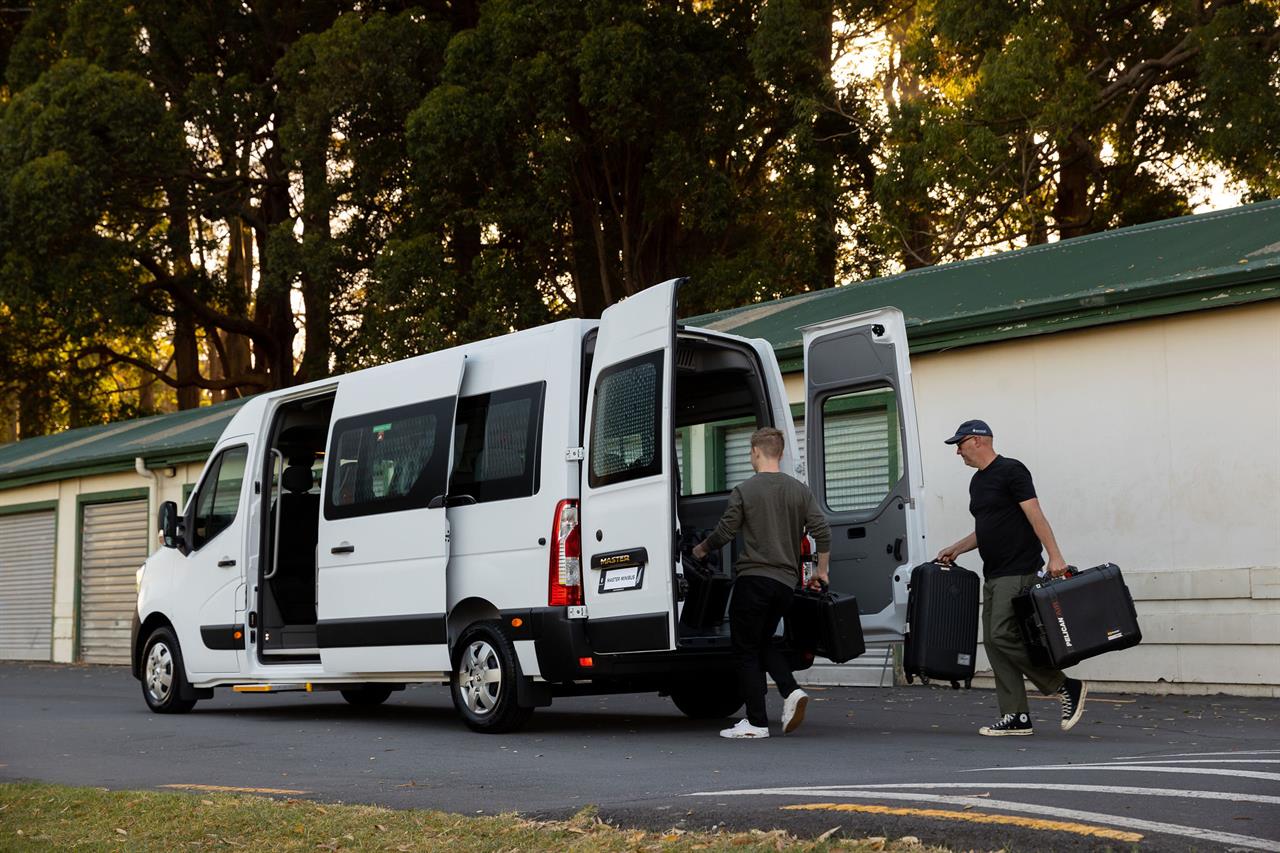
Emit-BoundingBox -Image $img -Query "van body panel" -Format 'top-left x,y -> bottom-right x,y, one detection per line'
580,280 -> 679,653
314,351 -> 465,674
802,308 -> 924,642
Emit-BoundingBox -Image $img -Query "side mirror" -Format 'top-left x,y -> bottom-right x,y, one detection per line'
158,501 -> 180,549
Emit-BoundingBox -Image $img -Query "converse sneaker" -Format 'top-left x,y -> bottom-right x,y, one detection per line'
781,689 -> 809,734
1058,678 -> 1087,731
978,712 -> 1033,736
719,718 -> 770,739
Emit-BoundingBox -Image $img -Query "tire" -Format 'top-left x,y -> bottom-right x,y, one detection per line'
141,627 -> 198,714
340,685 -> 395,707
450,622 -> 534,734
670,677 -> 743,720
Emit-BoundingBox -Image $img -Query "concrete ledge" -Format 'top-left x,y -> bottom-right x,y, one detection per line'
969,674 -> 1280,699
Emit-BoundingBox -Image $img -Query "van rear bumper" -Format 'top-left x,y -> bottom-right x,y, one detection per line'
518,607 -> 736,686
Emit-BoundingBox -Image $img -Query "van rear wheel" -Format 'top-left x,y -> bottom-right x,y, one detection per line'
340,685 -> 395,706
451,622 -> 533,734
141,627 -> 198,714
670,679 -> 742,720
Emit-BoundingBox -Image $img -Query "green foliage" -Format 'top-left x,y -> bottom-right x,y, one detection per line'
0,0 -> 1275,435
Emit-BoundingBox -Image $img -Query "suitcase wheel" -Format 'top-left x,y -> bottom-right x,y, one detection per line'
919,675 -> 930,685
904,673 -> 914,684
964,679 -> 972,689
949,680 -> 959,690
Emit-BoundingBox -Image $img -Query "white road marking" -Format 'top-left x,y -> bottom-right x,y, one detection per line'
740,781 -> 1280,806
1083,759 -> 1280,765
1114,750 -> 1280,760
686,788 -> 1280,851
962,764 -> 1280,782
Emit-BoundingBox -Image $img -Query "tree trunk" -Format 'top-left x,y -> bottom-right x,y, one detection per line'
173,308 -> 201,410
296,151 -> 333,383
1054,135 -> 1095,240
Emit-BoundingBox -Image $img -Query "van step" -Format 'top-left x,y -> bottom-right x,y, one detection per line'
232,683 -> 313,693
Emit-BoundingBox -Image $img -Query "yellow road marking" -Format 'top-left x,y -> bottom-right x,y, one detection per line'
782,802 -> 1143,842
160,784 -> 309,795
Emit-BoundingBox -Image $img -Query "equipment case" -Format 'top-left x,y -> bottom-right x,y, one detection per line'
903,561 -> 980,688
1014,562 -> 1142,669
786,588 -> 865,664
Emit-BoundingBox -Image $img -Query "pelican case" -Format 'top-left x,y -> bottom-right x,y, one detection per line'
1014,563 -> 1142,669
903,561 -> 980,688
786,587 -> 865,664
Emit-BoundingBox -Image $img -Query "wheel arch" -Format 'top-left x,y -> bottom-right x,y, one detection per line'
447,597 -> 501,651
134,611 -> 177,680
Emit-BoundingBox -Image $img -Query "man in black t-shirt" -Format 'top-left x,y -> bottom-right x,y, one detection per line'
936,420 -> 1087,736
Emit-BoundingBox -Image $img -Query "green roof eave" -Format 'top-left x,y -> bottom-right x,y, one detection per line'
762,270 -> 1280,369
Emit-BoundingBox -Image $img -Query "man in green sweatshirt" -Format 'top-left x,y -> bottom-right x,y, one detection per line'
693,426 -> 831,739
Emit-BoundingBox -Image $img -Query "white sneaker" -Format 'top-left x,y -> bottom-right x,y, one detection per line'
781,689 -> 809,734
719,719 -> 770,739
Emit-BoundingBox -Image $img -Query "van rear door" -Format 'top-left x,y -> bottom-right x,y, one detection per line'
580,280 -> 679,653
802,309 -> 923,642
315,352 -> 465,674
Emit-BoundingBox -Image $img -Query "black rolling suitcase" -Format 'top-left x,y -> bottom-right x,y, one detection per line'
1014,563 -> 1142,669
786,587 -> 866,664
903,561 -> 980,688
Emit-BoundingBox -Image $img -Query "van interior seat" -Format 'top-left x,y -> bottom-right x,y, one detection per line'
271,461 -> 320,624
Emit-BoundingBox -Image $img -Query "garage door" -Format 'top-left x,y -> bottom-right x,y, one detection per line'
80,499 -> 149,664
724,425 -> 754,491
0,510 -> 56,661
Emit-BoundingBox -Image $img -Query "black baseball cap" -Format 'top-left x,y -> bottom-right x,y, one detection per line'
944,419 -> 992,444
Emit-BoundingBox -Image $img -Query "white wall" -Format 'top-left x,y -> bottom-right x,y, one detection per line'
787,300 -> 1280,694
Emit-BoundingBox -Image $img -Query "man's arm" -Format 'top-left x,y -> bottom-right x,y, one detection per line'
692,487 -> 743,560
1020,497 -> 1067,576
936,532 -> 977,564
805,492 -> 832,585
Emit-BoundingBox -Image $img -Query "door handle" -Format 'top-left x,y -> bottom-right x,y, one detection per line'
330,542 -> 355,555
217,557 -> 237,568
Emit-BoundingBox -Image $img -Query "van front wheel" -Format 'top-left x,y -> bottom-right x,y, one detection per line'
451,623 -> 533,734
141,627 -> 197,714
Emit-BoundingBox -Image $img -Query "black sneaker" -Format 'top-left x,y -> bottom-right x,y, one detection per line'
978,712 -> 1033,736
1059,678 -> 1087,731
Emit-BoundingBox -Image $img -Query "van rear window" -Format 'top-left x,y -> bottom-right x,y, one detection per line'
588,351 -> 663,487
324,398 -> 454,519
450,382 -> 545,504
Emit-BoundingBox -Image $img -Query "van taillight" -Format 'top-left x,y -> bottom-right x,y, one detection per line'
549,499 -> 583,606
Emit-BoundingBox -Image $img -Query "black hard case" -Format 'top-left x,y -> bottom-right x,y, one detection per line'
1014,563 -> 1142,669
903,561 -> 980,688
786,588 -> 866,664
678,556 -> 733,630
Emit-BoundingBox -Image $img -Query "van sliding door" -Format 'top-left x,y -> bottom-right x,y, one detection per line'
580,280 -> 680,654
802,309 -> 924,642
315,353 -> 465,675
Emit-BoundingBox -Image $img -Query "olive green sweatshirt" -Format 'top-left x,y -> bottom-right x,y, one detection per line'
703,471 -> 831,589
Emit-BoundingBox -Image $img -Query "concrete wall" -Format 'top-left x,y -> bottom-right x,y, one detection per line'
0,462 -> 204,663
786,299 -> 1280,695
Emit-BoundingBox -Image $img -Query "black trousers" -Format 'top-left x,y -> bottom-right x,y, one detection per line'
730,574 -> 799,727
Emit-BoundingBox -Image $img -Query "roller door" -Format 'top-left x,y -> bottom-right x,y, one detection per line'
724,426 -> 754,490
0,510 -> 55,661
819,410 -> 893,512
79,499 -> 149,664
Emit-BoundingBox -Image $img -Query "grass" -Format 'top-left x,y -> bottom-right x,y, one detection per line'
0,782 -> 951,852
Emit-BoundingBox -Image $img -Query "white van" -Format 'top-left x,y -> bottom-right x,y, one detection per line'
131,279 -> 924,732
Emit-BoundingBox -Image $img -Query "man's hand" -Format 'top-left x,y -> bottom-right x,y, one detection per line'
691,541 -> 709,561
1047,555 -> 1070,577
936,532 -> 977,565
935,545 -> 961,564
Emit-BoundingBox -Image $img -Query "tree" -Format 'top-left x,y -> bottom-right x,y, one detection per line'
870,0 -> 1280,266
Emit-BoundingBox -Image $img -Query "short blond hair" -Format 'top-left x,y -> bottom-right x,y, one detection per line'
750,427 -> 784,460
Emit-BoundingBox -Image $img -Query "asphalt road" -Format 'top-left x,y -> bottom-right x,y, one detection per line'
1,663 -> 1277,851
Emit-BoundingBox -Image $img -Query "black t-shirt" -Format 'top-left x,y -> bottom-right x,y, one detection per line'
970,456 -> 1043,579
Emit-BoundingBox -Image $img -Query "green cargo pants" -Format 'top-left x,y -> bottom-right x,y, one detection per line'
983,573 -> 1066,715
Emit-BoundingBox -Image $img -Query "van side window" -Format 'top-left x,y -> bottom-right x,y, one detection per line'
324,399 -> 454,519
450,382 -> 545,503
190,445 -> 248,550
589,351 -> 663,487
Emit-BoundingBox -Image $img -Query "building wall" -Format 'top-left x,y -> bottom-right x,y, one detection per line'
0,463 -> 204,663
785,299 -> 1280,694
